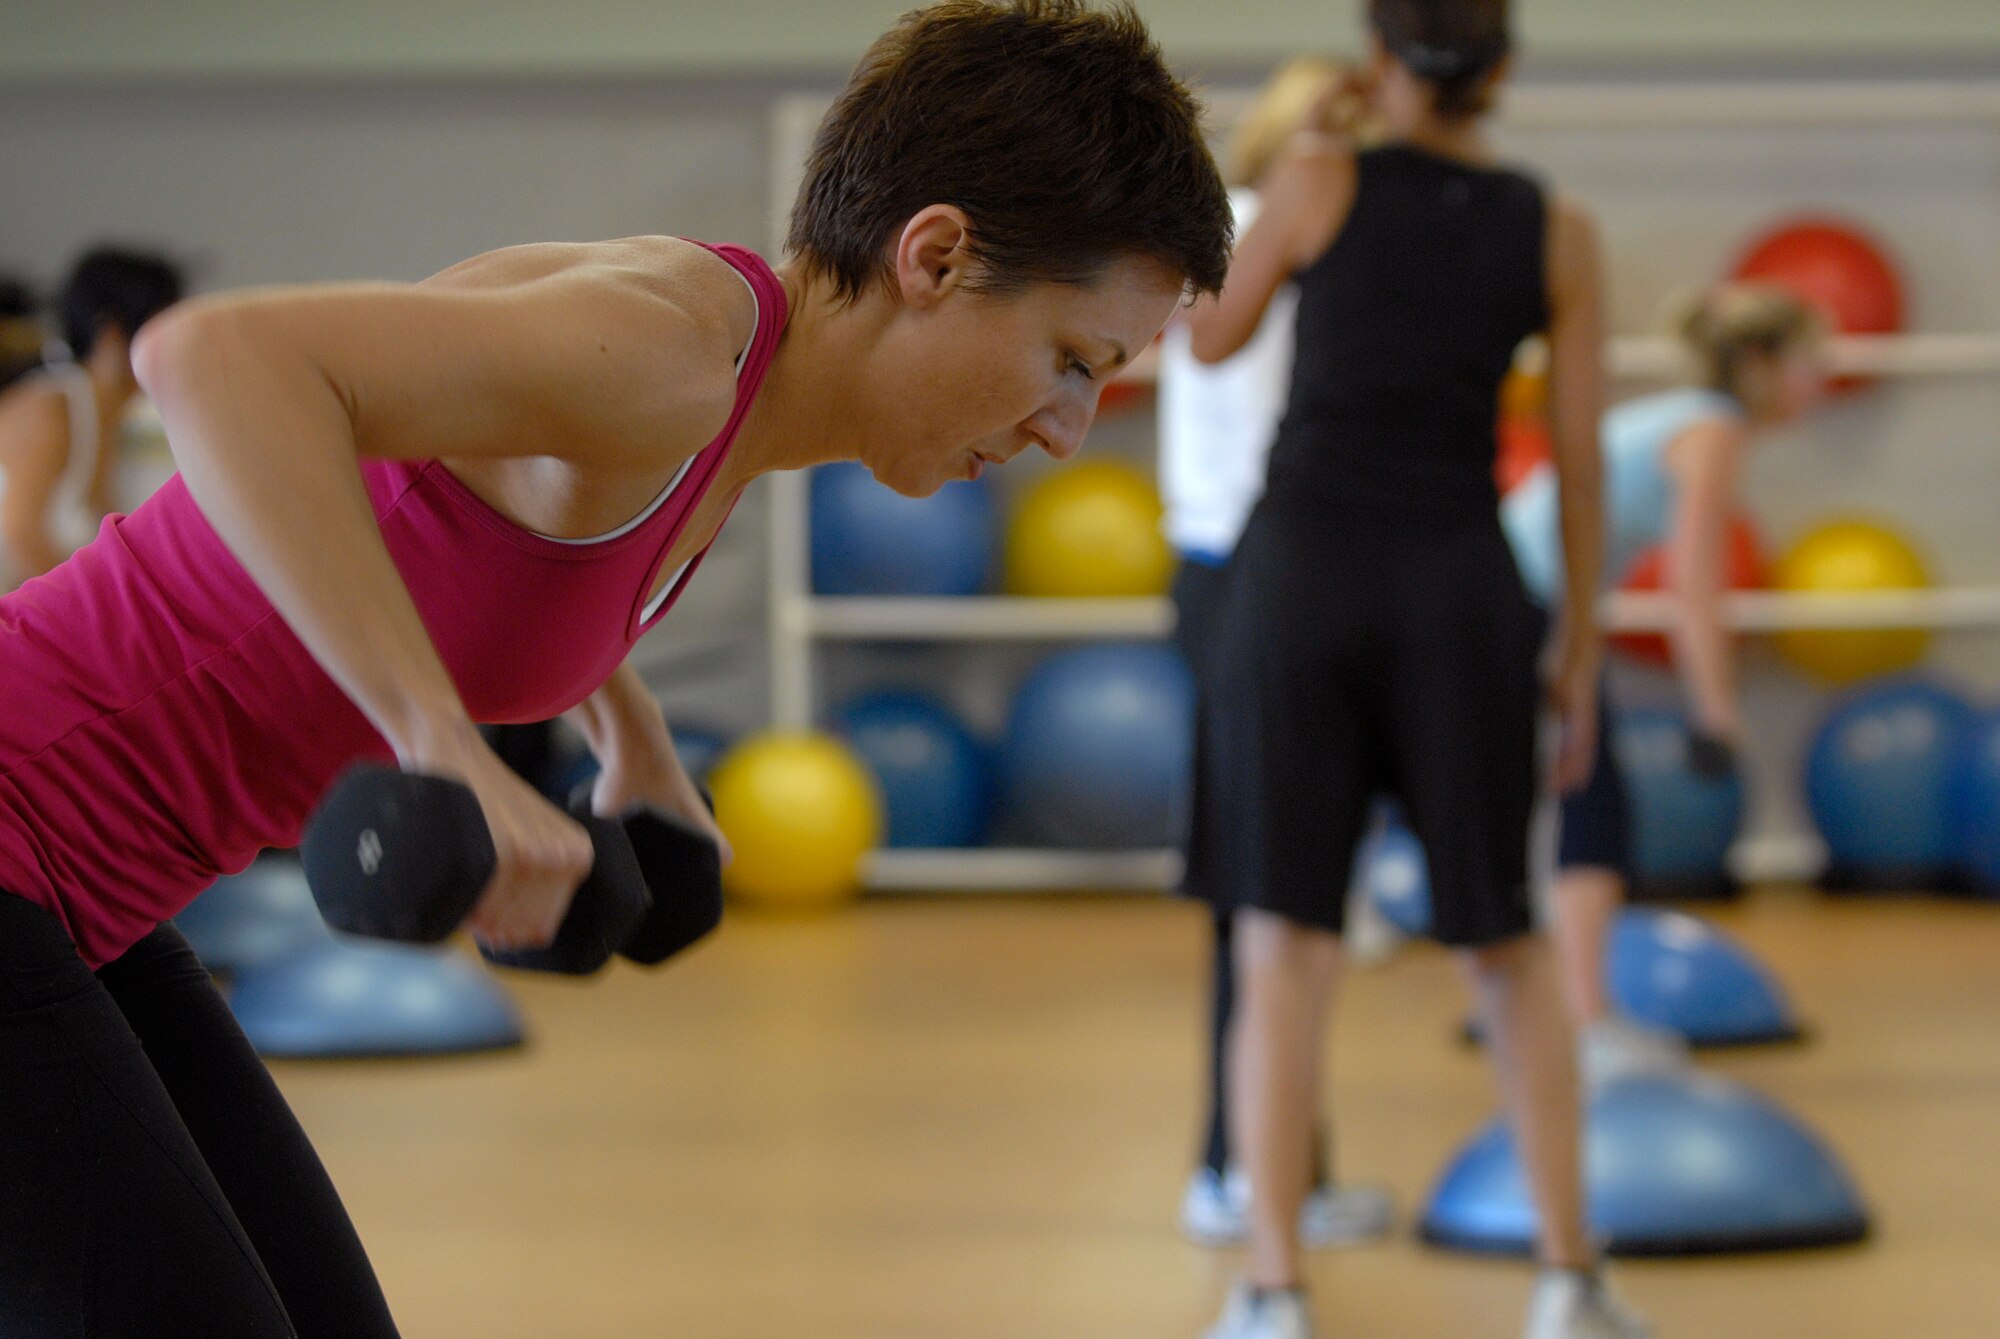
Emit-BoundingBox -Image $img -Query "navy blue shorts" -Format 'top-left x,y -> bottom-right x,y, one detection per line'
1557,685 -> 1633,875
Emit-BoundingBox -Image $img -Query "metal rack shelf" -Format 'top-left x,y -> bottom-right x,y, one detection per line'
790,595 -> 1174,641
1605,586 -> 2000,632
767,76 -> 2000,894
864,847 -> 1181,894
782,587 -> 2000,646
1109,332 -> 2000,391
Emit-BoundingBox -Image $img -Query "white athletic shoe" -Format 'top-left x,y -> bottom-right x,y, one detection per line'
1521,1269 -> 1654,1339
1579,1017 -> 1692,1090
1204,1283 -> 1314,1339
1180,1168 -> 1243,1245
1179,1168 -> 1394,1248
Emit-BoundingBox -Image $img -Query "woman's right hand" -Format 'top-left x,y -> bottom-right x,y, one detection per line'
402,722 -> 594,951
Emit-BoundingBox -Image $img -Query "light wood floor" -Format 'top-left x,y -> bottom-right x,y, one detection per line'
273,889 -> 2000,1339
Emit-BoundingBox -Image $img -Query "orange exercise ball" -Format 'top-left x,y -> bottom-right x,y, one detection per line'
1500,363 -> 1549,422
1608,517 -> 1768,669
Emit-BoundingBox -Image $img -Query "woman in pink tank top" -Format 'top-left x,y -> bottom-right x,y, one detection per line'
0,5 -> 1229,1334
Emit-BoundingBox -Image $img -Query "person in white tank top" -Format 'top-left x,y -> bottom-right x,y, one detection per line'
0,247 -> 183,591
1160,57 -> 1399,1260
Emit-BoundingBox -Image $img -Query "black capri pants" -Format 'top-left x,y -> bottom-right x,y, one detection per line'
0,890 -> 400,1338
1194,502 -> 1545,947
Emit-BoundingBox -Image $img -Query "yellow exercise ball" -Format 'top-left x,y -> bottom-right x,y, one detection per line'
1773,517 -> 1932,685
1003,460 -> 1173,598
709,731 -> 883,911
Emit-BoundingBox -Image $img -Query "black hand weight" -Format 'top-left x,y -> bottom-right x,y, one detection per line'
479,804 -> 651,976
301,767 -> 494,943
617,807 -> 724,966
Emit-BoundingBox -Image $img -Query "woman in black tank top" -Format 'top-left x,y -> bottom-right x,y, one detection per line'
1183,5 -> 1650,1338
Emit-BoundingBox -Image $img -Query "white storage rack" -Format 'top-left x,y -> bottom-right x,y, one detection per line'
766,79 -> 2000,894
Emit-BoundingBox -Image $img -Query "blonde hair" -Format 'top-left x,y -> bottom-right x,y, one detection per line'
1673,282 -> 1826,410
1226,56 -> 1368,188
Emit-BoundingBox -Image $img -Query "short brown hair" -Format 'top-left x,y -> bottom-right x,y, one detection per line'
788,0 -> 1232,302
1369,0 -> 1511,120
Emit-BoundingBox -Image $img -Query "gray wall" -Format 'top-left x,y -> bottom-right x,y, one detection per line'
0,75 -> 792,733
9,0 -> 1998,81
5,32 -> 2000,856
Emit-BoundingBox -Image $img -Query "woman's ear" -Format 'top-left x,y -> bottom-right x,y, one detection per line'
892,206 -> 977,311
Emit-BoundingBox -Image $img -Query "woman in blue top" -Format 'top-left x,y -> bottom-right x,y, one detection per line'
1502,283 -> 1825,1081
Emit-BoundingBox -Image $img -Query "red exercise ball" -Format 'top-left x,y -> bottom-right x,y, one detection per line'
1731,216 -> 1905,392
1609,516 -> 1768,668
1096,377 -> 1151,417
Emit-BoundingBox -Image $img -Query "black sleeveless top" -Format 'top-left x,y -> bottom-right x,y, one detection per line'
1264,144 -> 1549,523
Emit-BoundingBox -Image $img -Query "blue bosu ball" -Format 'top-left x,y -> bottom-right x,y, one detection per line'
1361,807 -> 1433,938
228,941 -> 525,1059
173,855 -> 332,975
1422,1071 -> 1869,1256
1607,908 -> 1801,1045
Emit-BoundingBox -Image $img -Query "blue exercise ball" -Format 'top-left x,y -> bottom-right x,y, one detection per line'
671,726 -> 730,788
1950,708 -> 2000,893
228,942 -> 525,1058
1607,908 -> 1800,1046
1003,645 -> 1194,848
1422,1071 -> 1869,1256
1613,709 -> 1745,892
1361,807 -> 1433,937
173,855 -> 332,975
1806,675 -> 1975,885
831,688 -> 994,848
810,461 -> 997,596
542,724 -> 730,804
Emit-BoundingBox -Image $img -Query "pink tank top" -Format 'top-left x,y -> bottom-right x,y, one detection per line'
0,243 -> 785,967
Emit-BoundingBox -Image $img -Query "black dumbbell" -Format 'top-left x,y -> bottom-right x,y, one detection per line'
600,801 -> 724,966
487,791 -> 723,973
301,765 -> 721,974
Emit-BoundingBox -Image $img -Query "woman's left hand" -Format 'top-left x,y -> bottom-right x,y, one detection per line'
587,744 -> 733,867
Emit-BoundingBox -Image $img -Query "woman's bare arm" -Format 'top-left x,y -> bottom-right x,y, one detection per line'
0,390 -> 71,579
1543,194 -> 1610,791
565,663 -> 732,862
134,246 -> 741,946
1186,138 -> 1355,365
1663,420 -> 1747,739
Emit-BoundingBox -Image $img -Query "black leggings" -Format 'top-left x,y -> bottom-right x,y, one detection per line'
1174,562 -> 1332,1183
0,891 -> 400,1338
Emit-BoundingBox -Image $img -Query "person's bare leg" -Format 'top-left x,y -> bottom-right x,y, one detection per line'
1460,934 -> 1592,1269
1548,867 -> 1622,1026
1231,907 -> 1344,1288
